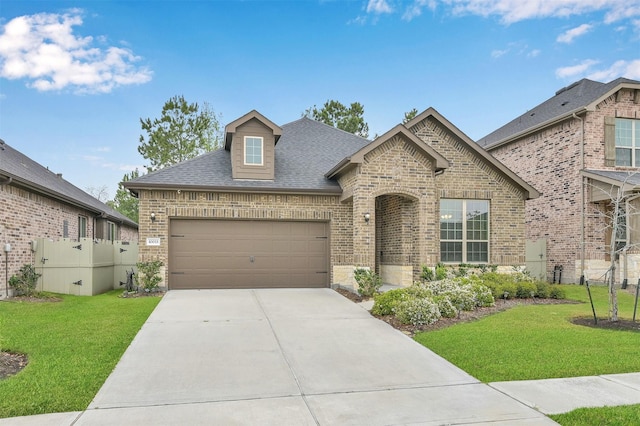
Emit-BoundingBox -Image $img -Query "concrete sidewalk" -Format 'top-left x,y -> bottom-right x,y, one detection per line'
0,289 -> 637,425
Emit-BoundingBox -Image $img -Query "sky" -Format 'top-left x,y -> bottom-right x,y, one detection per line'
1,0 -> 639,201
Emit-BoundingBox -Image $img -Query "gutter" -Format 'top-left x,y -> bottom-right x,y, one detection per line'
123,182 -> 344,197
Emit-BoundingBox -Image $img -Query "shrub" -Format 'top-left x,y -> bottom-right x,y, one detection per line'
549,285 -> 566,299
516,281 -> 538,298
371,289 -> 406,316
535,281 -> 550,298
435,263 -> 448,280
9,264 -> 41,297
395,297 -> 441,326
420,265 -> 434,282
434,295 -> 458,318
135,260 -> 164,292
470,283 -> 495,307
354,268 -> 383,298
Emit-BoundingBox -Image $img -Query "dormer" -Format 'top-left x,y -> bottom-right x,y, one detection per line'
225,110 -> 282,180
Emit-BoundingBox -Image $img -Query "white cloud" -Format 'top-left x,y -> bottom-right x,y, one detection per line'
0,10 -> 152,94
491,49 -> 508,58
367,0 -> 393,14
528,49 -> 541,58
555,59 -> 600,78
490,41 -> 539,59
586,59 -> 640,81
400,0 -> 640,24
557,23 -> 593,43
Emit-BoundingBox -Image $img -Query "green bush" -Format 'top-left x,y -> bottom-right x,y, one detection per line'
516,281 -> 538,298
135,260 -> 164,292
535,281 -> 550,298
470,283 -> 495,307
395,297 -> 441,326
420,265 -> 434,282
549,285 -> 566,299
435,263 -> 448,280
8,264 -> 41,297
371,289 -> 406,316
354,268 -> 383,297
434,295 -> 458,318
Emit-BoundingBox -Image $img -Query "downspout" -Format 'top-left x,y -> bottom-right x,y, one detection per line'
573,113 -> 585,283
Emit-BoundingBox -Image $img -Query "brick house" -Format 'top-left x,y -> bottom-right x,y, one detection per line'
477,77 -> 640,284
0,139 -> 138,296
125,108 -> 538,290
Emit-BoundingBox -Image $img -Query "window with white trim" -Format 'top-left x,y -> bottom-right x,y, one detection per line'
440,199 -> 489,263
615,118 -> 640,167
244,136 -> 263,165
78,216 -> 87,239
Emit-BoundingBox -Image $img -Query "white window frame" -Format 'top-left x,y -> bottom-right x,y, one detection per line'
78,216 -> 87,240
244,136 -> 264,166
615,118 -> 640,167
107,221 -> 117,242
439,199 -> 490,264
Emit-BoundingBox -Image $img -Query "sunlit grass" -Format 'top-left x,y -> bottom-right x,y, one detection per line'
550,404 -> 640,425
415,285 -> 639,382
0,290 -> 160,418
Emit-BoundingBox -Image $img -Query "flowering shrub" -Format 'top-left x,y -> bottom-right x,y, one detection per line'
434,295 -> 458,318
395,297 -> 441,325
470,283 -> 495,307
371,289 -> 407,316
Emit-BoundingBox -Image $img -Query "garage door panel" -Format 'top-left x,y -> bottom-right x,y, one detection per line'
169,220 -> 329,289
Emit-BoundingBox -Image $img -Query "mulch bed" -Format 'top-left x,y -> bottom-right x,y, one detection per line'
0,352 -> 28,380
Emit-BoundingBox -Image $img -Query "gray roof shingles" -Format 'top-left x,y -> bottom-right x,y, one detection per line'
584,169 -> 640,186
477,77 -> 640,148
126,117 -> 370,193
0,140 -> 137,228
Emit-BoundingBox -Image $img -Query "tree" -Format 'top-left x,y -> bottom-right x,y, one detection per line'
304,100 -> 369,138
138,95 -> 222,172
86,185 -> 109,202
108,169 -> 140,223
589,172 -> 639,321
403,108 -> 418,124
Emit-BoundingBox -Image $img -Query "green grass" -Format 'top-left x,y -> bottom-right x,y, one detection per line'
0,290 -> 160,418
415,285 -> 639,382
549,404 -> 640,425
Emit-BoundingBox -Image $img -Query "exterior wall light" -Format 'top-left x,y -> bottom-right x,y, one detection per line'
150,212 -> 156,222
364,212 -> 371,223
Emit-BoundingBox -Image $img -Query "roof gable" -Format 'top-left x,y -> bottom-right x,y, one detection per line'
224,110 -> 282,150
0,139 -> 137,227
325,124 -> 449,179
478,77 -> 640,148
406,107 -> 540,200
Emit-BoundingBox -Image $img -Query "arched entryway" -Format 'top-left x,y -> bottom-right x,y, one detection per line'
374,193 -> 420,286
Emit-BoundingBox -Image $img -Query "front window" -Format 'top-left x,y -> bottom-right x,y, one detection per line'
615,118 -> 640,167
107,222 -> 117,242
244,136 -> 263,165
78,216 -> 87,239
440,199 -> 489,263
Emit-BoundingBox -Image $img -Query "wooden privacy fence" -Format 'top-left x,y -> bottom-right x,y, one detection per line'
33,238 -> 138,296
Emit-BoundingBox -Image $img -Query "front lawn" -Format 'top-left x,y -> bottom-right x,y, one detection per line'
549,404 -> 640,425
0,290 -> 160,418
415,285 -> 639,382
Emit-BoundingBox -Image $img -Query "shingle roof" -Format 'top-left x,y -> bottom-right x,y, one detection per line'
583,169 -> 640,187
477,77 -> 640,148
125,117 -> 370,193
0,139 -> 137,228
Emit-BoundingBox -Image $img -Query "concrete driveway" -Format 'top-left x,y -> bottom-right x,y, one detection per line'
76,289 -> 554,425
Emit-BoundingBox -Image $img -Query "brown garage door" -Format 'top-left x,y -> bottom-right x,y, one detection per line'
169,220 -> 329,289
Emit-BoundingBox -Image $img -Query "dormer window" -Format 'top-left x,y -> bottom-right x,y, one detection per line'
244,136 -> 263,165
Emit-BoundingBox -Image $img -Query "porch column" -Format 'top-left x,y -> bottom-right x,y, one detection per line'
353,188 -> 376,270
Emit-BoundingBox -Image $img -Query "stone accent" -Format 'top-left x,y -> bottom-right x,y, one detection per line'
488,88 -> 640,283
379,265 -> 414,287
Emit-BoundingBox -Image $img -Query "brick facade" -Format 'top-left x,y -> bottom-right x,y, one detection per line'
0,183 -> 137,294
137,113 -> 530,289
487,87 -> 640,283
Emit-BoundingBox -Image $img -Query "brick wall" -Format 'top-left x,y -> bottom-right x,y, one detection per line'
0,183 -> 137,294
487,88 -> 640,282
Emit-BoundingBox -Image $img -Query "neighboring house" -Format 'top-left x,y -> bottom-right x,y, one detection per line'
477,77 -> 640,284
0,139 -> 138,294
124,108 -> 538,290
